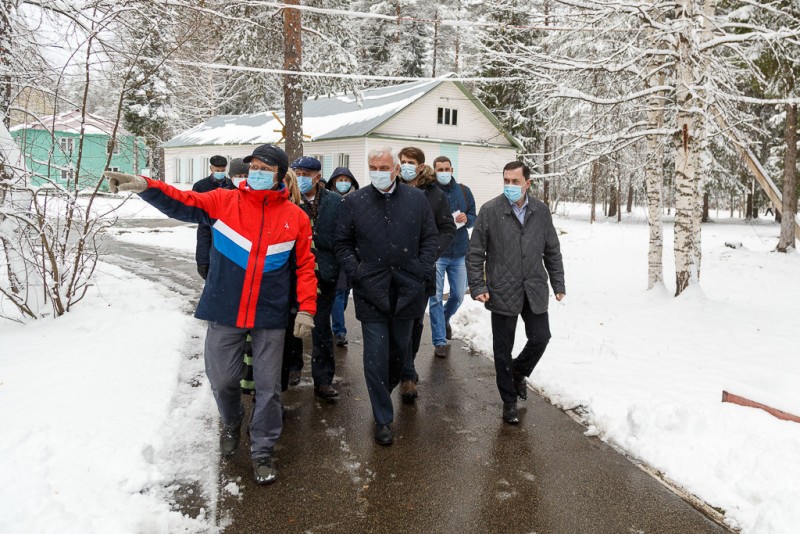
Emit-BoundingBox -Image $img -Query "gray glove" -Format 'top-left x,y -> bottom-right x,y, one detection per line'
293,311 -> 314,339
105,171 -> 147,194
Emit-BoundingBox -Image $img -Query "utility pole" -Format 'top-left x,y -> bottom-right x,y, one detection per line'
283,0 -> 303,161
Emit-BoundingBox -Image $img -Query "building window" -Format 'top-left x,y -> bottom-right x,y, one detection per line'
437,107 -> 458,126
60,169 -> 74,183
107,166 -> 120,172
59,137 -> 74,154
107,139 -> 120,155
338,153 -> 350,168
173,159 -> 181,183
188,158 -> 195,183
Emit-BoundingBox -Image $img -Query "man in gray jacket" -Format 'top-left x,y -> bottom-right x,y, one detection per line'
466,160 -> 566,425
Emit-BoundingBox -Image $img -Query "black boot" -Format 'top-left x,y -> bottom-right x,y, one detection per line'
502,402 -> 519,424
220,421 -> 242,457
374,424 -> 393,445
513,370 -> 528,401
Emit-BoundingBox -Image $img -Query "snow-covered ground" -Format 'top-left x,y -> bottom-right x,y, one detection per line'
454,204 -> 800,534
1,196 -> 798,533
0,258 -> 219,533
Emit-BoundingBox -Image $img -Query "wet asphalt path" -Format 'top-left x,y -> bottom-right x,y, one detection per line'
103,220 -> 729,534
222,330 -> 728,534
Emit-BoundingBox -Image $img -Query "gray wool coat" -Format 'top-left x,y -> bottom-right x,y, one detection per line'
466,193 -> 565,316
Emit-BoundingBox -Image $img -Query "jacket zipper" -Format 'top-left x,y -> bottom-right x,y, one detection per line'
243,197 -> 268,325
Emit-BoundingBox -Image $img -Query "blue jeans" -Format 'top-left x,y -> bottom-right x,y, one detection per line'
331,288 -> 349,336
361,319 -> 414,425
428,255 -> 467,347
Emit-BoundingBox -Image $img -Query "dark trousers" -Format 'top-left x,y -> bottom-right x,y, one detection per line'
312,279 -> 337,387
281,313 -> 303,391
361,319 -> 414,425
491,297 -> 551,404
402,314 -> 425,382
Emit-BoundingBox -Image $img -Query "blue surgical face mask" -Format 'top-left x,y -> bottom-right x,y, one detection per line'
248,170 -> 275,190
212,171 -> 227,181
336,181 -> 352,194
436,172 -> 452,186
399,163 -> 417,182
503,184 -> 524,203
232,177 -> 245,188
298,175 -> 314,194
370,171 -> 394,190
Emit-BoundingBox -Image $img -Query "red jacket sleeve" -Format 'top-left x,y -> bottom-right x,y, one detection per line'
293,210 -> 318,315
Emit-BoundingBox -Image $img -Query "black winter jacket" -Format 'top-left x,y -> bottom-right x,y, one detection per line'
412,166 -> 456,296
334,181 -> 439,322
467,193 -> 565,316
192,174 -> 236,266
300,184 -> 344,284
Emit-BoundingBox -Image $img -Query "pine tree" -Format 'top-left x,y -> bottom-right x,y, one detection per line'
471,0 -> 543,161
121,5 -> 178,180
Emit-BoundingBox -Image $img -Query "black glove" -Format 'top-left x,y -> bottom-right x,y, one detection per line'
197,264 -> 209,280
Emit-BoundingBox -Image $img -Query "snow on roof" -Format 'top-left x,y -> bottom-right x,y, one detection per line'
162,79 -> 443,148
10,109 -> 132,137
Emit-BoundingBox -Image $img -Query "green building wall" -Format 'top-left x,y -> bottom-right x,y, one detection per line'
10,128 -> 146,191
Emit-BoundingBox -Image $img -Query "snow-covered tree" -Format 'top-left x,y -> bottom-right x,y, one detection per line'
1,2 -> 132,321
121,3 -> 178,180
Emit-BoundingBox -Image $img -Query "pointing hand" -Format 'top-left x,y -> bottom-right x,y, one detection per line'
105,171 -> 147,194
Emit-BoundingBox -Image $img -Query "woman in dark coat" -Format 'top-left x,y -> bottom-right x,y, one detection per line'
326,167 -> 359,347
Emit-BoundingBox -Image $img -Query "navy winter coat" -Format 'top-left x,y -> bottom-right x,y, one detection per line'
334,182 -> 439,322
300,184 -> 344,284
192,174 -> 236,267
437,177 -> 477,258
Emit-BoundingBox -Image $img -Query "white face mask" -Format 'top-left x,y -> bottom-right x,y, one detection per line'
436,172 -> 452,185
399,163 -> 417,181
370,171 -> 393,190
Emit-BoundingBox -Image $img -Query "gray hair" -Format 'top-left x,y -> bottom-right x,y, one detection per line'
368,146 -> 399,166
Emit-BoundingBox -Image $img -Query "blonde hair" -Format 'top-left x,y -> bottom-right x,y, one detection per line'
282,168 -> 302,205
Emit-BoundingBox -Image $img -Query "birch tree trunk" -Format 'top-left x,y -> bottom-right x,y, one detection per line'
644,23 -> 666,288
543,135 -> 552,207
0,0 -> 12,128
777,103 -> 797,252
687,0 -> 718,281
591,159 -> 598,223
673,0 -> 698,296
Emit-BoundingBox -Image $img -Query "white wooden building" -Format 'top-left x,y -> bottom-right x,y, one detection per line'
161,79 -> 522,208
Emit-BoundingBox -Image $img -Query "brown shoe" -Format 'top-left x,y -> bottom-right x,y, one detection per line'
400,380 -> 418,404
434,345 -> 448,358
445,322 -> 452,340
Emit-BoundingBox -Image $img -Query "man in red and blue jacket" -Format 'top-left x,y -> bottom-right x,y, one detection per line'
106,144 -> 316,485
